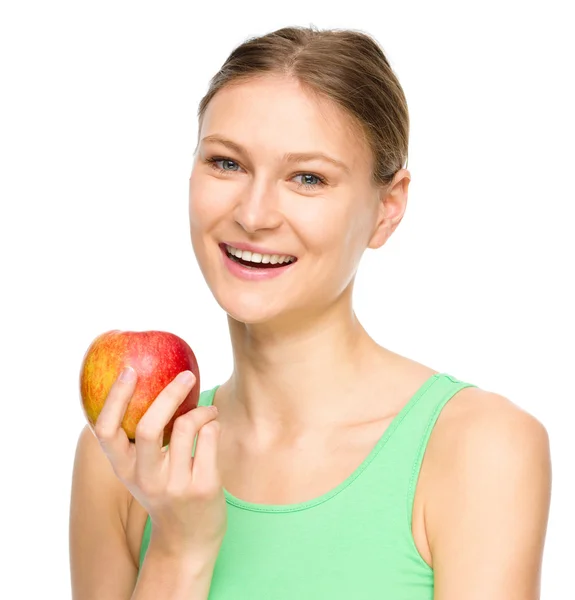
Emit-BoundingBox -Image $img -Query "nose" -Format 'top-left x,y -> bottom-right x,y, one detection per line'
233,177 -> 283,234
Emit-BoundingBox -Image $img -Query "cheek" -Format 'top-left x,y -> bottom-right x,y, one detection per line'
188,172 -> 211,227
343,200 -> 376,251
188,175 -> 218,265
315,206 -> 373,280
303,202 -> 366,257
189,170 -> 241,229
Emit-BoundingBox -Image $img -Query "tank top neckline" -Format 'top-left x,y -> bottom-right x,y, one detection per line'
202,372 -> 445,514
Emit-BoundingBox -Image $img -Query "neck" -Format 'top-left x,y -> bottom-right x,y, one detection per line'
220,293 -> 385,441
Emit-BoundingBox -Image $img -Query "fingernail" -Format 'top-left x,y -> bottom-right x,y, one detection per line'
119,366 -> 135,382
209,405 -> 219,414
177,370 -> 195,385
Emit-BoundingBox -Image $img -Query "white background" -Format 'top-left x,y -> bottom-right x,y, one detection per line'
1,1 -> 573,598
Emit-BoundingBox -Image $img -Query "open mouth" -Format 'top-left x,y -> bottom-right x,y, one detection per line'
221,244 -> 297,269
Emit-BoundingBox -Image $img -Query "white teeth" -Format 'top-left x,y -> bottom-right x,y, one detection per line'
225,245 -> 295,266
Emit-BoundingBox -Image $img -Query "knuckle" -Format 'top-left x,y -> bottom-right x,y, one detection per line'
171,417 -> 195,438
203,419 -> 220,434
195,406 -> 218,423
135,422 -> 160,443
192,483 -> 219,501
193,476 -> 221,500
165,482 -> 189,500
175,408 -> 210,433
93,421 -> 114,441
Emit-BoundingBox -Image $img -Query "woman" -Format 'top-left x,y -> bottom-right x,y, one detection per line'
69,26 -> 551,599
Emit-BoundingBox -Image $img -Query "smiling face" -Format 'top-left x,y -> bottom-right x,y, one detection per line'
189,75 -> 406,326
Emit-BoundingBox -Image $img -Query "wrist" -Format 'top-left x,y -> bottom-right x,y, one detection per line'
145,536 -> 219,576
146,533 -> 219,576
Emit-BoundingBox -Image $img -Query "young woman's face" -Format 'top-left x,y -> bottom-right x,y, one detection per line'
189,75 -> 396,326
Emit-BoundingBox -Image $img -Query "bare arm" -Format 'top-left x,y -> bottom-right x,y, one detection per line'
69,424 -> 137,599
426,390 -> 552,599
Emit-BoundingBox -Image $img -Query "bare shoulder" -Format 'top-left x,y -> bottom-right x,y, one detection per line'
426,385 -> 551,473
421,385 -> 552,598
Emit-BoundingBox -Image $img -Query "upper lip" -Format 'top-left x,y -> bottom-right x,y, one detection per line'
221,241 -> 297,258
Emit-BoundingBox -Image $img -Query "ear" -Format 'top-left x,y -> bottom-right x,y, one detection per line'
367,169 -> 410,250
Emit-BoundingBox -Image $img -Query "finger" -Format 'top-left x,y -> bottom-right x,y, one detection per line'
167,406 -> 219,484
134,370 -> 197,479
93,366 -> 137,476
190,418 -> 222,492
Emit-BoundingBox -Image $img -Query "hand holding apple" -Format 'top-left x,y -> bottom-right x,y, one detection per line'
79,329 -> 200,446
81,330 -> 227,564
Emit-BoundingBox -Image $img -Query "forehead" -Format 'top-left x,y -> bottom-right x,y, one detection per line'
199,76 -> 371,169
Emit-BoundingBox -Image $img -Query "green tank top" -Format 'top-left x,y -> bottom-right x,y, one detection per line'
139,372 -> 476,598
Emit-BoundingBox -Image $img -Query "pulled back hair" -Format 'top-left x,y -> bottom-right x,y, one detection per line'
197,25 -> 409,187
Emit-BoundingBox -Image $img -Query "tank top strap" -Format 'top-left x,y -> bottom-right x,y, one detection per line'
197,385 -> 218,407
380,372 -> 477,524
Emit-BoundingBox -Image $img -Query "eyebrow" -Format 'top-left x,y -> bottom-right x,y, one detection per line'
200,134 -> 350,174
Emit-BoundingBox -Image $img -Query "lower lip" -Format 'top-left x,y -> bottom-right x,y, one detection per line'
219,245 -> 296,281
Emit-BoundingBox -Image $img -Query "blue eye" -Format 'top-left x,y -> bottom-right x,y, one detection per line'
205,156 -> 242,173
295,174 -> 321,187
216,159 -> 240,171
293,173 -> 326,189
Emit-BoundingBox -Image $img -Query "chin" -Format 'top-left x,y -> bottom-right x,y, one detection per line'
218,291 -> 279,325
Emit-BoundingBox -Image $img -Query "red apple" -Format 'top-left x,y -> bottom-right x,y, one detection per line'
79,329 -> 200,446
